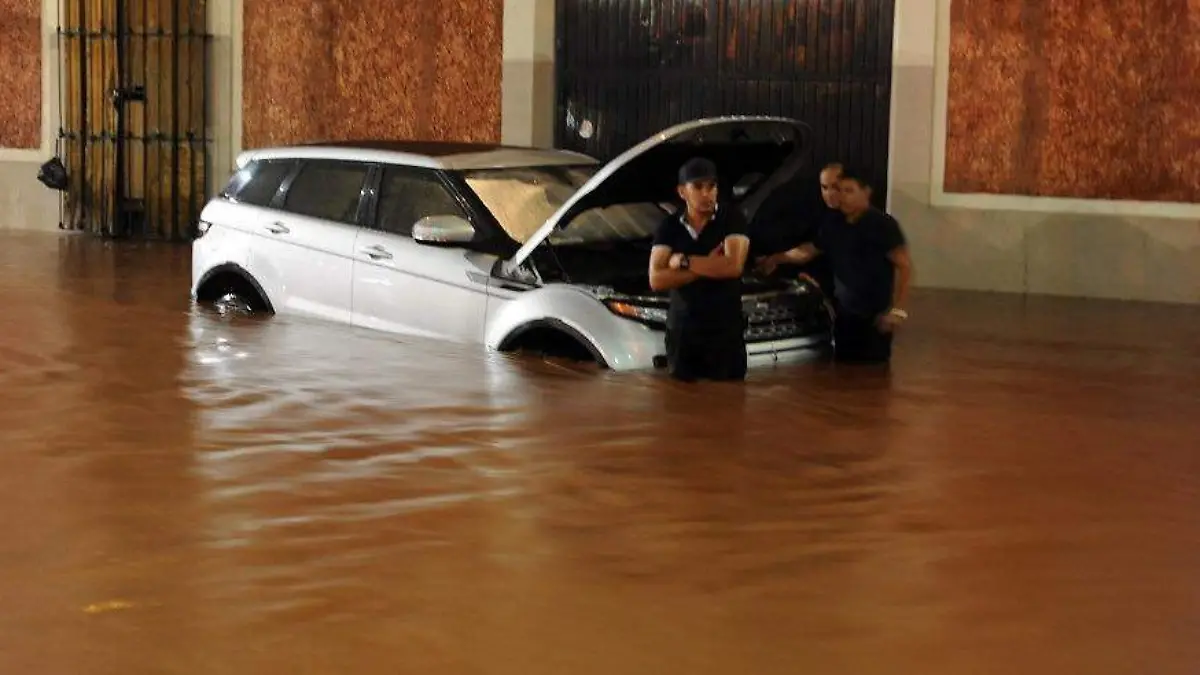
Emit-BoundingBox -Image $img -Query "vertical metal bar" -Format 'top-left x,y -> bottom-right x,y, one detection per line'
114,0 -> 126,237
142,0 -> 148,237
828,0 -> 840,170
79,0 -> 89,230
100,0 -> 109,235
55,0 -> 65,229
153,2 -> 162,241
836,0 -> 849,174
586,0 -> 596,81
108,0 -> 115,235
821,0 -> 835,166
188,0 -> 197,238
552,0 -> 562,148
802,0 -> 816,158
170,0 -> 180,240
101,0 -> 108,235
879,0 -> 895,195
861,1 -> 874,180
737,0 -> 748,113
594,0 -> 605,153
202,20 -> 211,218
765,0 -> 777,95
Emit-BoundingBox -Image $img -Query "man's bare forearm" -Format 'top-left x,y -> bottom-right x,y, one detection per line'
891,263 -> 911,309
777,243 -> 819,266
687,254 -> 744,279
649,268 -> 699,290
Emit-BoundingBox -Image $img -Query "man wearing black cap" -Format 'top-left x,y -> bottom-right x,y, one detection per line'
648,158 -> 751,382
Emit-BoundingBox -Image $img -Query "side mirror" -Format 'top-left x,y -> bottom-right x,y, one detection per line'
412,214 -> 475,246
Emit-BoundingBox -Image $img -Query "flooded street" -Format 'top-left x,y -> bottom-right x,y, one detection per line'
2,230 -> 1200,674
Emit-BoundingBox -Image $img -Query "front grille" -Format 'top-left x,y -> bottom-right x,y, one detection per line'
742,292 -> 829,343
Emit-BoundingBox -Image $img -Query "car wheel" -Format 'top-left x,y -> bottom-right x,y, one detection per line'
212,291 -> 255,317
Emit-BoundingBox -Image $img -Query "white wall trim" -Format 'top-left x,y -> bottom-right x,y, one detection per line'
927,0 -> 951,209
932,192 -> 1200,220
229,0 -> 243,161
500,0 -> 556,148
0,0 -> 58,162
205,0 -> 241,196
927,0 -> 1200,221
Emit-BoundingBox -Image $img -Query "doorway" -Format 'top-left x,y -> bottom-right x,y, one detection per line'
57,0 -> 211,240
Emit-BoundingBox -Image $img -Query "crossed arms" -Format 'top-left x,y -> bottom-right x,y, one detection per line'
648,235 -> 750,291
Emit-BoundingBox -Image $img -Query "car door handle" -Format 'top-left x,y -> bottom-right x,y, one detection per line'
361,245 -> 393,261
264,222 -> 290,235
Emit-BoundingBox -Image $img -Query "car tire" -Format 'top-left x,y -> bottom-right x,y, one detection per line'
212,291 -> 255,317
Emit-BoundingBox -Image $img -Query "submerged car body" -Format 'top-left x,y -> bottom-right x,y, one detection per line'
190,116 -> 832,370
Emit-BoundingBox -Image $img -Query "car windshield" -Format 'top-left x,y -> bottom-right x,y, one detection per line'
461,165 -> 665,246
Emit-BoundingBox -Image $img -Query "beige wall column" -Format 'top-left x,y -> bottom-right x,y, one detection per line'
0,0 -> 62,231
208,0 -> 241,194
501,0 -> 556,148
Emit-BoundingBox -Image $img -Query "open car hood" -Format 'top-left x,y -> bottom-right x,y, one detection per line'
507,116 -> 812,269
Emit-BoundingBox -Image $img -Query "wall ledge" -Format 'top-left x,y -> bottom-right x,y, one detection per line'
932,192 -> 1200,221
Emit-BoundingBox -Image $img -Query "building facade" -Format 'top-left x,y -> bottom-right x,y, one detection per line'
1,0 -> 1197,304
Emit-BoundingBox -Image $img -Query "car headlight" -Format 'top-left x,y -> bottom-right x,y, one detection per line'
604,300 -> 667,327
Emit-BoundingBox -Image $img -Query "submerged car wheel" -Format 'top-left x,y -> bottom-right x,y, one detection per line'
195,267 -> 273,317
499,322 -> 608,368
212,291 -> 255,317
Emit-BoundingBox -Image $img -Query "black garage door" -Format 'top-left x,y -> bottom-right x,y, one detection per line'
555,0 -> 895,206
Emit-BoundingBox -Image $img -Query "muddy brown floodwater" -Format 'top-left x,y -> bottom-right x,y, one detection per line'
1,230 -> 1200,674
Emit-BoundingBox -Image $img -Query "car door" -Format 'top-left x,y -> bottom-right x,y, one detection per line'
261,159 -> 370,324
351,164 -> 493,342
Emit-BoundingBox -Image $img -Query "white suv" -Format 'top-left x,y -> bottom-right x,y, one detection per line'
191,116 -> 831,371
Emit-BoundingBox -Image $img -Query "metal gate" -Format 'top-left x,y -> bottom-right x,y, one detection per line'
555,0 -> 894,200
57,0 -> 211,240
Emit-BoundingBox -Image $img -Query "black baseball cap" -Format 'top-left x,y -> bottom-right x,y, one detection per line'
678,157 -> 718,185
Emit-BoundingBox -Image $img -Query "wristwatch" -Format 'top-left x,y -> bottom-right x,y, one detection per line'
888,307 -> 909,320
679,254 -> 691,270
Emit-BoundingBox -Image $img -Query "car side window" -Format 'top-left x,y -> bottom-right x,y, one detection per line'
280,160 -> 370,225
375,167 -> 471,237
231,160 -> 294,207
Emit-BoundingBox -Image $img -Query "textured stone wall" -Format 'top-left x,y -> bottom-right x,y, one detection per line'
0,0 -> 42,148
241,0 -> 503,149
944,0 -> 1200,203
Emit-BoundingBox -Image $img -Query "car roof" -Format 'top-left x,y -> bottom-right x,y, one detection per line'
237,140 -> 600,171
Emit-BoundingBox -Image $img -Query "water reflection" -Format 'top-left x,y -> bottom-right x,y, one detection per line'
2,232 -> 1200,673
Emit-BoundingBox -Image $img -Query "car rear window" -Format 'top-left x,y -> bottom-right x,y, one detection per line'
227,160 -> 296,207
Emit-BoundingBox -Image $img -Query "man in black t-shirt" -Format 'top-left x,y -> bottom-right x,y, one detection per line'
648,158 -> 752,382
753,166 -> 914,363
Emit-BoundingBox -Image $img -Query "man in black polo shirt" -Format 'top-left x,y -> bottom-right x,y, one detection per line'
753,166 -> 914,363
648,158 -> 751,382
